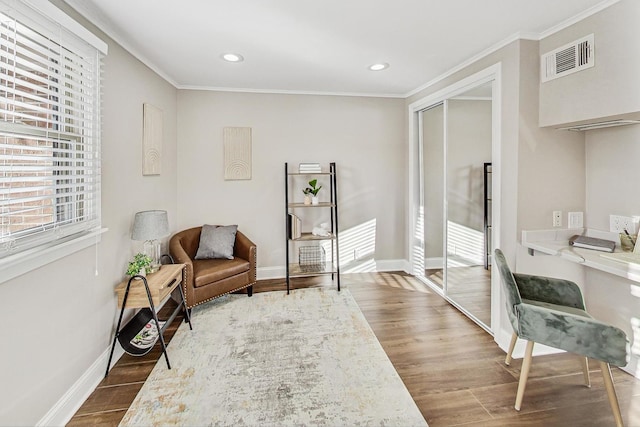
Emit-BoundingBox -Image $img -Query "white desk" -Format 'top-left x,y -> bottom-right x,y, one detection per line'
522,228 -> 640,283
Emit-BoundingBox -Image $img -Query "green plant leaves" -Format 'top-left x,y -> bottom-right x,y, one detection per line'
126,252 -> 153,276
307,179 -> 322,196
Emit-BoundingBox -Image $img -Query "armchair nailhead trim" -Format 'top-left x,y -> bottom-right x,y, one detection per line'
187,281 -> 256,309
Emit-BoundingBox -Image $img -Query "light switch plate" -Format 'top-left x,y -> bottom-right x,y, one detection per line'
568,212 -> 583,228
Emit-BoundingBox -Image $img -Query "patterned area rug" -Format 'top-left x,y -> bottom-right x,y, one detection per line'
120,288 -> 428,426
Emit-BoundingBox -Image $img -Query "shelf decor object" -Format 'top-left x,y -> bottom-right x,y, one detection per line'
284,162 -> 340,294
132,210 -> 170,272
299,245 -> 326,272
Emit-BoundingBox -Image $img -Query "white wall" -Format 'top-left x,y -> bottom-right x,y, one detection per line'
516,39 -> 585,232
176,91 -> 406,273
582,125 -> 640,374
539,0 -> 640,127
585,125 -> 640,228
0,2 -> 178,425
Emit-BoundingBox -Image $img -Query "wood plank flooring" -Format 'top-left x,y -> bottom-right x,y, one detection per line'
68,272 -> 640,426
425,265 -> 491,327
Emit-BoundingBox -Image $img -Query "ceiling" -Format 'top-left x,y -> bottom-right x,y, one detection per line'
63,0 -> 614,97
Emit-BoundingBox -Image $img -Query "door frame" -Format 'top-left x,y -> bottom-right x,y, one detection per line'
407,63 -> 502,334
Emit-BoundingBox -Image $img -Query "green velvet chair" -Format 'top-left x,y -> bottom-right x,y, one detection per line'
494,249 -> 628,426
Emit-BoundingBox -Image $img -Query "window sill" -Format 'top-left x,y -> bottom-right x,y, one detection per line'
0,228 -> 108,285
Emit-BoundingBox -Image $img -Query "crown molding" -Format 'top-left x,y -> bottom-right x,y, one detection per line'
539,0 -> 620,39
177,85 -> 404,99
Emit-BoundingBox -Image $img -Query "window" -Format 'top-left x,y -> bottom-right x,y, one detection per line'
0,1 -> 103,262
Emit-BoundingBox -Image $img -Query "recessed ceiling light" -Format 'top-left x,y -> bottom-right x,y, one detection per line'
222,53 -> 244,63
369,63 -> 389,71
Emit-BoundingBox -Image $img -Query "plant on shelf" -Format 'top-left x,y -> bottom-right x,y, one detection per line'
126,253 -> 153,278
303,179 -> 322,205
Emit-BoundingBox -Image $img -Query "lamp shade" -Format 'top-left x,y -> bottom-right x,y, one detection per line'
131,210 -> 169,241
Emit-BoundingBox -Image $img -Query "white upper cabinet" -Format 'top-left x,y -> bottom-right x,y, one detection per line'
539,1 -> 640,129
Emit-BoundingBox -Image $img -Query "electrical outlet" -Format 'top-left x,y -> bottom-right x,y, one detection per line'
568,212 -> 584,228
553,210 -> 562,227
609,215 -> 639,234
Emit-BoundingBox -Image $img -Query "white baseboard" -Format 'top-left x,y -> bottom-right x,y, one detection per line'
424,257 -> 444,270
375,258 -> 410,272
256,266 -> 285,280
38,345 -> 124,427
257,258 -> 409,280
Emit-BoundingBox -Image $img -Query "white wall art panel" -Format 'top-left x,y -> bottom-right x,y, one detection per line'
143,103 -> 163,175
223,127 -> 252,180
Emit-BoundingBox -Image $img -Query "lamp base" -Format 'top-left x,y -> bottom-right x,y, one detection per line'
143,240 -> 162,272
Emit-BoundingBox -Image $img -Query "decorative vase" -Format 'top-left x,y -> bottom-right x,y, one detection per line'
312,196 -> 319,205
304,195 -> 312,205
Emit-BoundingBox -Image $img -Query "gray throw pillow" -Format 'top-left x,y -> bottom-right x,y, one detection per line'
194,224 -> 238,260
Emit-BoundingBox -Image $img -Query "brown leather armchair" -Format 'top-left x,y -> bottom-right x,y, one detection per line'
169,226 -> 256,309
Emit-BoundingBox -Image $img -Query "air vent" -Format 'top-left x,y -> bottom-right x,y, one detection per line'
542,34 -> 594,82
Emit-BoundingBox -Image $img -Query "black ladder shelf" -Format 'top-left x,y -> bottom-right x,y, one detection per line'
284,162 -> 341,294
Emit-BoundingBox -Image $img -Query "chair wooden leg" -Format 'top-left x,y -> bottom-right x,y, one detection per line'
505,332 -> 518,365
600,361 -> 624,427
515,340 -> 535,411
580,357 -> 591,388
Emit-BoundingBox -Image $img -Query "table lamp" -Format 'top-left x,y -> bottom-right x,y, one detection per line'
131,210 -> 169,272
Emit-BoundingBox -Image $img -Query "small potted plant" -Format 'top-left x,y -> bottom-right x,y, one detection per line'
126,253 -> 153,279
303,179 -> 322,205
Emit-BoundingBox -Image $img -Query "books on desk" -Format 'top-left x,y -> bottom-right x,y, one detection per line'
569,235 -> 615,253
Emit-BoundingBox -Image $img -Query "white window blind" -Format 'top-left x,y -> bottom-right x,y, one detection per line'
0,2 -> 102,259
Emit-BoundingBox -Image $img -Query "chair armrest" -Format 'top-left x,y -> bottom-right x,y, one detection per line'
513,273 -> 585,310
169,236 -> 195,306
516,303 -> 628,367
169,237 -> 193,269
235,231 -> 256,262
235,231 -> 256,283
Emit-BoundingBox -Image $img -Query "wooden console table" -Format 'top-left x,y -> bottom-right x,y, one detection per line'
105,263 -> 192,377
